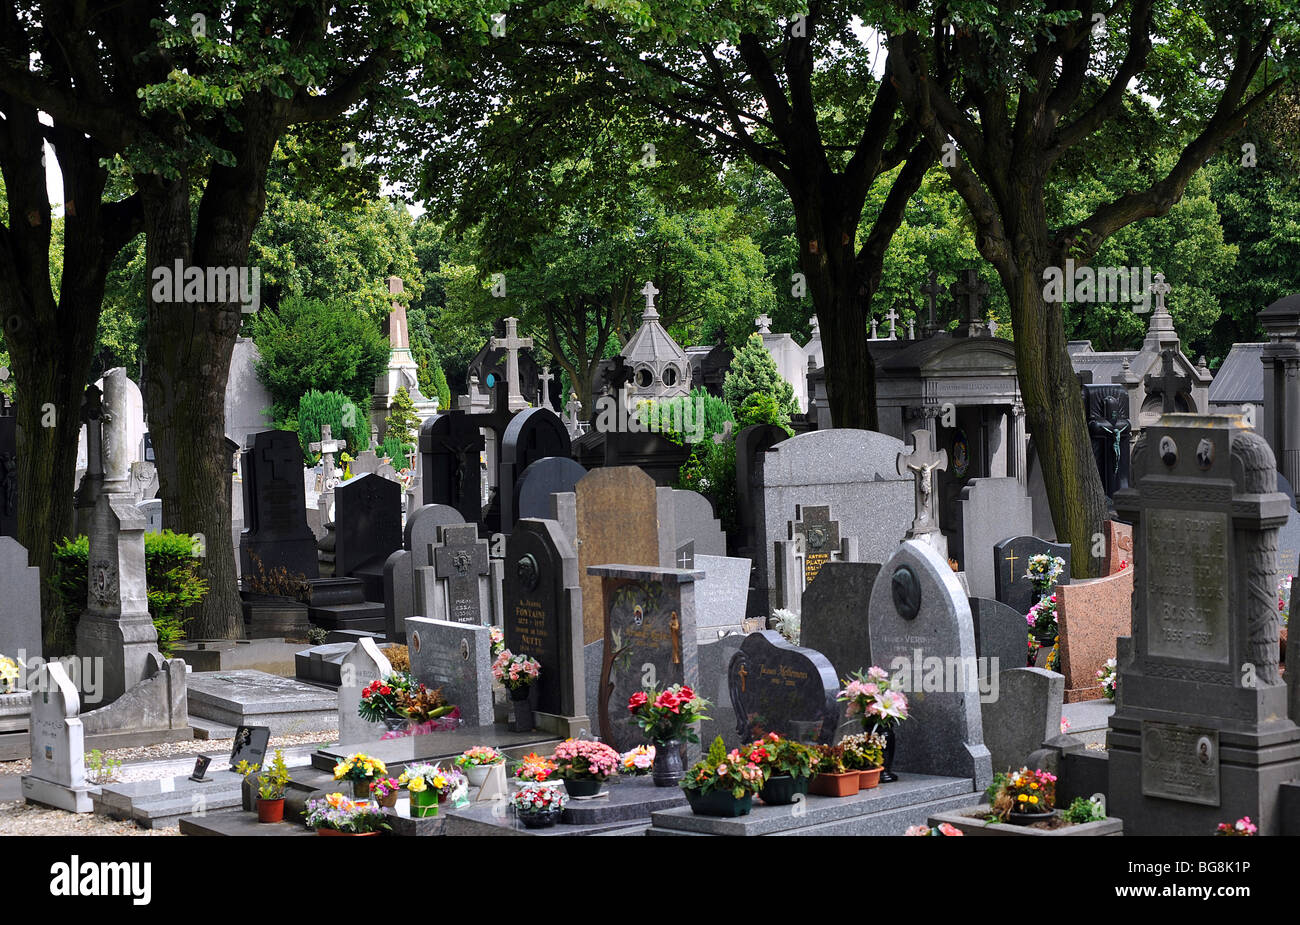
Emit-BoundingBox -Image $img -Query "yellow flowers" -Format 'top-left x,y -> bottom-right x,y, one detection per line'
333,753 -> 387,780
405,775 -> 427,793
1018,793 -> 1028,802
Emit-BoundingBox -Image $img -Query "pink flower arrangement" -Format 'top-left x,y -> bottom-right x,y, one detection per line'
551,738 -> 621,781
1216,816 -> 1258,836
837,667 -> 909,729
905,822 -> 964,836
492,649 -> 541,692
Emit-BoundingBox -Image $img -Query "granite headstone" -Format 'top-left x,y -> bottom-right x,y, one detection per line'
993,535 -> 1072,616
726,631 -> 840,745
407,617 -> 494,726
239,429 -> 320,579
800,561 -> 881,680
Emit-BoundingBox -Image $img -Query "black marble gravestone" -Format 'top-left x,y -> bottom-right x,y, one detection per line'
0,392 -> 16,539
503,520 -> 576,716
239,430 -> 319,579
1084,384 -> 1132,497
993,535 -> 1071,617
726,631 -> 840,746
497,407 -> 572,533
228,725 -> 270,770
334,473 -> 403,577
514,456 -> 588,521
419,411 -> 485,525
801,561 -> 881,680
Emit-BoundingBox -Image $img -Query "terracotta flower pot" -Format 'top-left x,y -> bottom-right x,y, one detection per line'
257,798 -> 285,823
376,791 -> 398,809
809,772 -> 858,798
858,767 -> 883,790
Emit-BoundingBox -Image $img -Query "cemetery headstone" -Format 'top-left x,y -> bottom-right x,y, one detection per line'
98,367 -> 144,495
433,523 -> 491,625
696,634 -> 745,749
789,504 -> 840,589
980,668 -> 1063,775
1056,568 -> 1133,701
726,630 -> 840,745
0,537 -> 41,663
382,548 -> 414,641
1103,520 -> 1135,575
228,725 -> 271,770
337,638 -> 393,746
993,535 -> 1072,616
656,488 -> 727,568
0,386 -> 15,539
136,498 -> 163,534
592,564 -> 700,753
897,429 -> 949,555
1085,384 -> 1132,496
407,617 -> 494,726
801,561 -> 881,680
503,519 -> 586,724
868,539 -> 993,788
418,411 -> 485,523
1110,415 -> 1300,834
498,407 -> 572,533
955,477 -> 1034,599
334,473 -> 403,577
575,467 -> 660,643
240,429 -> 320,579
514,456 -> 587,521
968,597 -> 1030,672
21,662 -> 93,812
692,555 -> 753,641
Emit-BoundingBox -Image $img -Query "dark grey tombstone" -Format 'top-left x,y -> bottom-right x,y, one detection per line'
801,561 -> 881,680
383,548 -> 413,641
228,725 -> 270,770
499,408 -> 572,534
418,412 -> 485,524
405,503 -> 466,569
726,631 -> 840,745
969,597 -> 1030,672
514,456 -> 587,522
434,523 -> 490,625
504,519 -> 581,717
993,535 -> 1072,616
697,634 -> 745,749
1084,384 -> 1132,497
239,429 -> 319,579
334,473 -> 403,577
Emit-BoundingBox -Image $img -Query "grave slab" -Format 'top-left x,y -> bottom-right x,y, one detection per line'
187,670 -> 337,735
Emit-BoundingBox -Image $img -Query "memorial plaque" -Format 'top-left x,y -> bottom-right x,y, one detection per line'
1141,721 -> 1220,806
504,520 -> 583,716
726,631 -> 839,745
434,524 -> 489,625
1144,509 -> 1230,664
228,725 -> 271,770
791,505 -> 839,589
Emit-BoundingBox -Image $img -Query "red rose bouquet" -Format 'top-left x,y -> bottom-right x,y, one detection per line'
628,683 -> 710,746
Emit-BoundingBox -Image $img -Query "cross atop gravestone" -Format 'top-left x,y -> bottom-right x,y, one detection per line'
907,318 -> 915,340
897,430 -> 948,536
261,434 -> 301,482
433,523 -> 491,625
1144,348 -> 1191,415
641,280 -> 660,316
885,306 -> 899,340
921,270 -> 944,335
538,366 -> 555,409
952,269 -> 989,335
1150,271 -> 1171,313
489,316 -> 534,412
789,504 -> 840,588
755,313 -> 772,334
310,424 -> 343,491
869,317 -> 879,339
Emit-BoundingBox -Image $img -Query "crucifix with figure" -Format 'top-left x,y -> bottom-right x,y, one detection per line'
490,316 -> 534,412
897,430 -> 949,536
310,424 -> 343,491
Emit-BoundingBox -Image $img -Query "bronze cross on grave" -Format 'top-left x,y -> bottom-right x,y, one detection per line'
1004,548 -> 1019,575
790,505 -> 840,587
1144,349 -> 1192,415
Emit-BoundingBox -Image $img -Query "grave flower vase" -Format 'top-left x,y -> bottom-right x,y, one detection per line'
350,779 -> 371,800
519,808 -> 561,829
866,723 -> 899,782
685,789 -> 753,818
257,798 -> 285,823
563,778 -> 605,798
759,774 -> 810,806
465,764 -> 495,788
411,789 -> 439,818
651,740 -> 685,788
509,685 -> 536,733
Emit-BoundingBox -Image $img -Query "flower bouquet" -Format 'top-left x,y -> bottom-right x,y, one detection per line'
1216,816 -> 1258,836
743,732 -> 820,805
489,626 -> 506,660
837,666 -> 908,781
400,763 -> 466,817
358,673 -> 412,725
511,781 -> 569,829
551,738 -> 621,798
492,650 -> 541,694
0,654 -> 22,694
681,736 -> 766,817
839,731 -> 887,789
986,767 -> 1057,823
619,745 -> 656,777
333,753 -> 387,800
369,777 -> 403,808
628,683 -> 710,786
1097,658 -> 1117,701
304,792 -> 390,836
455,745 -> 507,787
904,823 -> 964,836
513,752 -> 558,783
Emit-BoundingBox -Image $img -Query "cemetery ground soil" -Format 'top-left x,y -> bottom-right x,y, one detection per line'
0,730 -> 336,836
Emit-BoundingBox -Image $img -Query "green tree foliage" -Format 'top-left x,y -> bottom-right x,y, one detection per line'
723,334 -> 796,421
251,296 -> 389,420
384,386 -> 421,446
50,532 -> 210,657
431,364 -> 452,412
297,390 -> 370,464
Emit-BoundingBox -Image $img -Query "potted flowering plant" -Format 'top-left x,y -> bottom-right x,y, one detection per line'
455,746 -> 507,787
512,752 -> 558,783
511,781 -> 569,829
304,792 -> 390,836
0,653 -> 22,694
986,767 -> 1058,824
620,745 -> 655,776
1097,658 -> 1117,701
236,748 -> 291,823
809,745 -> 857,798
399,763 -> 465,818
627,683 -> 711,787
492,649 -> 541,732
743,732 -> 820,805
333,753 -> 387,800
1216,816 -> 1258,836
837,666 -> 908,781
550,738 -> 621,798
839,732 -> 887,789
369,777 -> 403,809
681,736 -> 767,817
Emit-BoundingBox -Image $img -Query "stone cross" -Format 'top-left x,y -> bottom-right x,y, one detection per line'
809,316 -> 820,338
433,523 -> 491,625
310,424 -> 344,491
261,432 -> 301,482
952,269 -> 989,333
1150,272 -> 1171,313
564,391 -> 583,425
1144,348 -> 1192,415
756,313 -> 772,334
907,318 -> 916,340
885,307 -> 900,340
490,316 -> 534,412
921,270 -> 944,333
897,430 -> 949,535
641,280 -> 660,314
869,318 -> 879,339
789,505 -> 841,588
538,366 -> 555,409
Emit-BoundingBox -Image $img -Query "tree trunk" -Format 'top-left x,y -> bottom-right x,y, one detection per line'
1001,254 -> 1109,579
140,176 -> 244,640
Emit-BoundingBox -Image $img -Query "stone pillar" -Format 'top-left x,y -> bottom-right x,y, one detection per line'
1259,295 -> 1300,492
988,409 -> 1008,477
1009,401 -> 1027,487
99,368 -> 134,495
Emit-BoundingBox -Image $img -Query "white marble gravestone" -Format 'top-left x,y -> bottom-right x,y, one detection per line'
21,662 -> 94,812
336,638 -> 393,747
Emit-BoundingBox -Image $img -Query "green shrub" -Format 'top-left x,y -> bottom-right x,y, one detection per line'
50,531 -> 210,657
378,435 -> 414,467
383,386 -> 420,446
723,333 -> 797,419
298,389 -> 370,465
432,365 -> 451,412
1063,796 -> 1107,824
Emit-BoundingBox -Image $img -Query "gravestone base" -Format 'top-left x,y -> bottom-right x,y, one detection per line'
533,710 -> 591,739
187,670 -> 337,736
174,638 -> 304,676
93,770 -> 246,828
73,611 -> 160,706
1107,714 -> 1300,835
21,775 -> 96,813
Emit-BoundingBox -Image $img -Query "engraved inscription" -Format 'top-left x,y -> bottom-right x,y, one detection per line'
1145,510 -> 1230,664
1141,721 -> 1220,806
